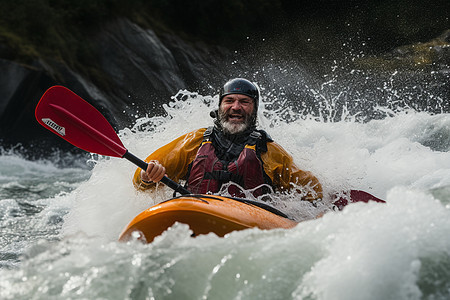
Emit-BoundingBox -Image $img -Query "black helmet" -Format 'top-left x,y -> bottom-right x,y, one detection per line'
219,78 -> 259,111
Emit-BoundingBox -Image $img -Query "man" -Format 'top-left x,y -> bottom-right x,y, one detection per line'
133,78 -> 322,201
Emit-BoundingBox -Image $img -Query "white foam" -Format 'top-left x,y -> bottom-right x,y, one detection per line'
59,91 -> 450,242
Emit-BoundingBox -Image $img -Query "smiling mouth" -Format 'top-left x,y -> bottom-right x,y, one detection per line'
227,114 -> 245,122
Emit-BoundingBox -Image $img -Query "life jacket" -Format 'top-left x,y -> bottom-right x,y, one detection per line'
186,127 -> 270,197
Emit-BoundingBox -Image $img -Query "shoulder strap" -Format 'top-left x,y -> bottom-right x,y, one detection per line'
254,129 -> 272,154
203,126 -> 214,142
247,130 -> 261,146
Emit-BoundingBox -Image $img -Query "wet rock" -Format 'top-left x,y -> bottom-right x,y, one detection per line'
355,29 -> 450,72
0,18 -> 448,154
0,18 -> 246,152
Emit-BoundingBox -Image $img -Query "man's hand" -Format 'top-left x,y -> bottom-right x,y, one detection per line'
140,160 -> 166,183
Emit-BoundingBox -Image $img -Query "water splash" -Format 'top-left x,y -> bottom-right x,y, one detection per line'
1,75 -> 450,299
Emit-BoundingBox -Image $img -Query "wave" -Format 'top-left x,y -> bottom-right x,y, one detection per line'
0,88 -> 449,299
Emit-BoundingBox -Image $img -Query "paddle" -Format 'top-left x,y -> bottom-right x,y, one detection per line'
35,85 -> 191,195
35,85 -> 384,211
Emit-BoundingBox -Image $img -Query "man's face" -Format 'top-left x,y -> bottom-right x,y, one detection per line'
218,94 -> 255,135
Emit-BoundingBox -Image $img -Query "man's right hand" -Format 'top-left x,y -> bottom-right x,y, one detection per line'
140,160 -> 166,183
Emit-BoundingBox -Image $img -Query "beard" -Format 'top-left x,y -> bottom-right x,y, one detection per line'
218,107 -> 255,135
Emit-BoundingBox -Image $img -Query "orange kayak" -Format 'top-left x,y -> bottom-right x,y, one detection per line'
118,194 -> 298,243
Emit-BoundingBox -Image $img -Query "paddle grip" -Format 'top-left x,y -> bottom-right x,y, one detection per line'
123,151 -> 191,195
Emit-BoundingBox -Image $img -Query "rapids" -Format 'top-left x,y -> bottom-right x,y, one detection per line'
1,78 -> 450,299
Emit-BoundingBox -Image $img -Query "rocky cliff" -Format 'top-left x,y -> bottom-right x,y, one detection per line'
0,15 -> 449,156
0,18 -> 251,153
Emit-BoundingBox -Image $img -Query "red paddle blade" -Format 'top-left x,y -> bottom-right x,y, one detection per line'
35,86 -> 127,158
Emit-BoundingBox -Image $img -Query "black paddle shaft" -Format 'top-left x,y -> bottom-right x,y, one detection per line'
123,151 -> 191,195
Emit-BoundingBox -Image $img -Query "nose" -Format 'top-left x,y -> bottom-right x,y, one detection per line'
230,100 -> 242,110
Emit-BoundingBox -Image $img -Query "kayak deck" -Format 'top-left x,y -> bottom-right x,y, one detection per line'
118,194 -> 298,243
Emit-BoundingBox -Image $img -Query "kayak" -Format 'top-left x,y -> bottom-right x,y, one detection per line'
34,87 -> 385,244
118,190 -> 385,243
118,194 -> 298,243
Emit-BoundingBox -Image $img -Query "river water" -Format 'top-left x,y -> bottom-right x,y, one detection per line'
1,71 -> 450,299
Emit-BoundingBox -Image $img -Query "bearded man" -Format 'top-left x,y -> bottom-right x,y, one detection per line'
133,78 -> 323,201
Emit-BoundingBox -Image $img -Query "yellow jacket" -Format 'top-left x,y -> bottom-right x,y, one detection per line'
133,128 -> 323,201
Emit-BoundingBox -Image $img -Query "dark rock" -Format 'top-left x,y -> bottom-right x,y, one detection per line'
158,33 -> 249,95
0,18 -> 247,155
94,19 -> 186,114
0,59 -> 57,150
0,59 -> 31,117
355,29 -> 450,72
0,17 -> 448,156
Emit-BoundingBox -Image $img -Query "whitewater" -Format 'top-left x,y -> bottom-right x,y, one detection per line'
1,76 -> 450,299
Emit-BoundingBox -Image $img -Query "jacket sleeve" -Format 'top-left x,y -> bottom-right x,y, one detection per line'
133,128 -> 206,190
261,142 -> 323,201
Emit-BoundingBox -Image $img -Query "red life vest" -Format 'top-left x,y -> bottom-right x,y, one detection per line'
187,128 -> 268,197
